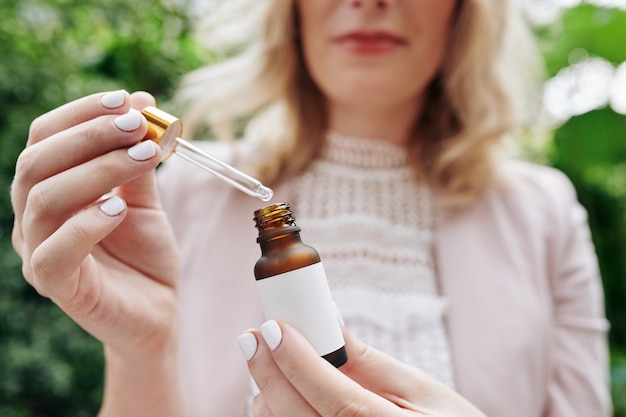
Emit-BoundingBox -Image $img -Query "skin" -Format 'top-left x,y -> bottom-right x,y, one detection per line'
297,0 -> 457,145
243,321 -> 486,417
10,0 -> 482,416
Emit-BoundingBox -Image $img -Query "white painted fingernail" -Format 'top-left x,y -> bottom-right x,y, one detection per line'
250,376 -> 261,398
261,320 -> 282,351
128,140 -> 156,161
113,109 -> 142,132
238,333 -> 258,362
100,196 -> 125,216
100,90 -> 127,109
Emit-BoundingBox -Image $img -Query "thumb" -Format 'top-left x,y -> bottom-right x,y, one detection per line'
130,91 -> 156,110
340,328 -> 485,416
340,328 -> 440,405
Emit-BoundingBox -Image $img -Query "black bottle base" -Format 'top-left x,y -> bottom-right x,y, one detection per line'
323,346 -> 348,368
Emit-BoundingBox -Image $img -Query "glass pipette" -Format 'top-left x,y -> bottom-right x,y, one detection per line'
141,106 -> 273,202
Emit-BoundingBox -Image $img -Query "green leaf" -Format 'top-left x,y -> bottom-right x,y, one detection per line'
536,4 -> 626,76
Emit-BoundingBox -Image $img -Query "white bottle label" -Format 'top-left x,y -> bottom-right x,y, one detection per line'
256,262 -> 344,356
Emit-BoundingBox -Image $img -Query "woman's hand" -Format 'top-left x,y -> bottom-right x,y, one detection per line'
11,91 -> 184,416
239,321 -> 486,417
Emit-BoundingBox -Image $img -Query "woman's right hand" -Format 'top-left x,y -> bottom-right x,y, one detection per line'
11,90 -> 181,362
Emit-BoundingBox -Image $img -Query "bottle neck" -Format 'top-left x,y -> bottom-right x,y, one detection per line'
254,202 -> 301,243
258,231 -> 303,255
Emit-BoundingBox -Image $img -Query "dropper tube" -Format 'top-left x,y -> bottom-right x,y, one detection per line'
141,106 -> 274,202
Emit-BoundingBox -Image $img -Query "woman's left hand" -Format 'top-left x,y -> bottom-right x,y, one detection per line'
238,320 -> 486,417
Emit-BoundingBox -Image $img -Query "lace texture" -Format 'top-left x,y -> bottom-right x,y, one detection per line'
290,131 -> 456,388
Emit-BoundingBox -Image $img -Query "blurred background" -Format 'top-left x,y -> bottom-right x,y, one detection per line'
0,0 -> 624,415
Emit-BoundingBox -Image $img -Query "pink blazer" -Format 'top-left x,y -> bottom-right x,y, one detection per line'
157,142 -> 611,417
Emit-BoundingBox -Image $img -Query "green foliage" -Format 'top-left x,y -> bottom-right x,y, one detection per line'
0,0 -> 208,415
613,349 -> 626,417
539,5 -> 626,335
551,110 -> 626,169
535,5 -> 626,416
549,110 -> 626,336
535,4 -> 626,74
0,246 -> 104,416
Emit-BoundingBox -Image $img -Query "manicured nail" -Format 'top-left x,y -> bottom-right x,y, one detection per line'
113,109 -> 142,132
128,140 -> 156,161
250,376 -> 261,398
238,333 -> 258,362
100,90 -> 127,109
260,320 -> 282,351
100,196 -> 125,216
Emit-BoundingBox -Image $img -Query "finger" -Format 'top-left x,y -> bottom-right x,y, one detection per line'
129,91 -> 156,110
115,152 -> 162,209
28,90 -> 132,146
251,394 -> 276,417
20,141 -> 161,264
99,187 -> 180,288
15,108 -> 149,200
340,329 -> 485,416
340,329 -> 461,410
256,320 -> 404,417
28,195 -> 127,302
22,90 -> 154,189
340,328 -> 437,406
238,330 -> 319,417
13,90 -> 133,254
12,108 -> 150,236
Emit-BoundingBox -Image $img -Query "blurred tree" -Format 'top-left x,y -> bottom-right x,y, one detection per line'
533,4 -> 626,416
0,0 -> 208,415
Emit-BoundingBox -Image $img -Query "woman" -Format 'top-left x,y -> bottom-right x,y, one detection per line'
11,0 -> 610,416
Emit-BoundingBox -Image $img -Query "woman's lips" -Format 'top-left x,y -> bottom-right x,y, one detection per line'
333,31 -> 407,54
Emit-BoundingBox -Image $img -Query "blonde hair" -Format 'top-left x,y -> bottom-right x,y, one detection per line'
176,0 -> 542,204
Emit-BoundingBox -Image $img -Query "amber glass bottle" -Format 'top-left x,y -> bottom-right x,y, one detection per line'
253,202 -> 347,368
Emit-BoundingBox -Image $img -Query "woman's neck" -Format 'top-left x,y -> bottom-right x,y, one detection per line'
327,98 -> 421,146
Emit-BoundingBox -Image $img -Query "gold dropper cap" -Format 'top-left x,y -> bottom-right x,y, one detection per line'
141,106 -> 181,160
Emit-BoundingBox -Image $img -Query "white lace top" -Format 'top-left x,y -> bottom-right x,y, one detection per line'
290,131 -> 456,388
